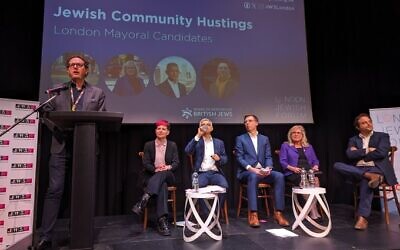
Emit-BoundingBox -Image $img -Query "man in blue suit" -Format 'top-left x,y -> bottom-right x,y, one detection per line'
235,114 -> 289,227
334,113 -> 397,230
185,118 -> 229,206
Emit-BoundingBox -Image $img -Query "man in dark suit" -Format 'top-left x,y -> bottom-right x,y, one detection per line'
235,114 -> 289,228
184,118 -> 229,206
36,55 -> 106,250
157,62 -> 187,98
132,120 -> 179,236
334,113 -> 397,230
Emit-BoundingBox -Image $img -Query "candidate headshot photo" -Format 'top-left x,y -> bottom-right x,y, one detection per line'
103,53 -> 149,96
154,56 -> 196,99
201,58 -> 240,99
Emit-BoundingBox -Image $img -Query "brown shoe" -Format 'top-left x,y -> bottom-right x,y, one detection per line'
364,172 -> 383,189
248,211 -> 260,227
354,216 -> 368,230
274,211 -> 290,227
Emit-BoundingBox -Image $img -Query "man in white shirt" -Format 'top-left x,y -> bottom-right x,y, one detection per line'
334,113 -> 397,230
184,118 -> 229,206
235,114 -> 289,228
157,62 -> 187,98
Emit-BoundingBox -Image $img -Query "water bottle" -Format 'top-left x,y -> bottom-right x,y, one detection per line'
299,168 -> 308,188
308,169 -> 315,188
192,172 -> 199,192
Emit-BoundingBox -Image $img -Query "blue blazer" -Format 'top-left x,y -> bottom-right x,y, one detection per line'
235,133 -> 273,177
184,137 -> 228,173
346,131 -> 397,185
279,142 -> 319,176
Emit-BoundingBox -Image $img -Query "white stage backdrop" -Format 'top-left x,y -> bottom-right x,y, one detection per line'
0,98 -> 39,249
370,107 -> 400,213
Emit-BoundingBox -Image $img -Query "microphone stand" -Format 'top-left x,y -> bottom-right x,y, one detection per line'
0,93 -> 59,138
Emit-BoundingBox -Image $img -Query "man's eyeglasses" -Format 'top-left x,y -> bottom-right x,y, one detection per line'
67,63 -> 85,68
244,119 -> 255,124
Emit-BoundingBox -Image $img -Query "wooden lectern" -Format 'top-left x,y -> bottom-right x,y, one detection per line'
45,111 -> 123,250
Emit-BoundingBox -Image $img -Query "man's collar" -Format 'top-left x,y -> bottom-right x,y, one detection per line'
167,79 -> 178,85
359,131 -> 374,139
203,135 -> 213,142
248,131 -> 258,137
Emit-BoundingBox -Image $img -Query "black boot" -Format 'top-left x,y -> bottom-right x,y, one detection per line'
34,239 -> 52,250
132,193 -> 150,215
157,216 -> 171,236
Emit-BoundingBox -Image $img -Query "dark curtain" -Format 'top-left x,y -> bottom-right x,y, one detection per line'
2,0 -> 400,223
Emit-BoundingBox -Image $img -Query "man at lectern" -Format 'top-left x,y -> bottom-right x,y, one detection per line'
35,54 -> 106,249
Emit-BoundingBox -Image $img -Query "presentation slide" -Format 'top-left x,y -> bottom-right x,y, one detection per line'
39,0 -> 313,124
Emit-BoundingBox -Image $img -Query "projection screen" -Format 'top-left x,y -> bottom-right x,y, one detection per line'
39,0 -> 313,124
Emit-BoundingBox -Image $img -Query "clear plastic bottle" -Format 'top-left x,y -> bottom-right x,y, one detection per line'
300,168 -> 308,188
192,172 -> 199,192
308,169 -> 315,188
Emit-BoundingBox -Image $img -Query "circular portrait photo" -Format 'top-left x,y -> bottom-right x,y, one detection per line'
154,56 -> 196,99
200,58 -> 240,99
51,52 -> 100,86
103,53 -> 149,96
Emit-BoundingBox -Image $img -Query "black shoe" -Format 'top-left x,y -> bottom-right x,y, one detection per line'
132,201 -> 144,215
132,193 -> 150,215
157,216 -> 171,236
35,239 -> 52,250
